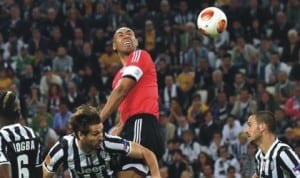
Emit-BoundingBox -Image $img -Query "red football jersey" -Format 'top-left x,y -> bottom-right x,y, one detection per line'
112,50 -> 159,122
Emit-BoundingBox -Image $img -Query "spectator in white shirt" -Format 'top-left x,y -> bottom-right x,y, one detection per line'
265,51 -> 291,85
222,115 -> 243,145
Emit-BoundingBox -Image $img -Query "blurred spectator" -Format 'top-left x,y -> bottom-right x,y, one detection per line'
175,115 -> 192,140
198,110 -> 220,147
240,142 -> 257,178
173,0 -> 195,34
30,102 -> 53,132
218,53 -> 238,87
47,83 -> 64,115
7,5 -> 26,39
209,131 -> 225,160
231,72 -> 252,98
264,51 -> 291,86
257,90 -> 279,112
62,66 -> 81,91
245,18 -> 266,44
79,64 -> 102,95
280,127 -> 298,149
39,66 -> 63,96
169,97 -> 184,124
271,11 -> 293,46
180,130 -> 203,164
246,50 -> 265,88
32,48 -> 48,81
106,0 -> 132,34
281,29 -> 300,65
285,83 -> 300,120
28,27 -> 48,54
44,7 -> 63,37
231,88 -> 257,125
52,99 -> 72,137
286,0 -> 300,30
37,114 -> 59,156
229,132 -> 248,163
0,66 -> 13,90
231,36 -> 256,70
65,81 -> 85,112
63,7 -> 85,41
257,36 -> 278,66
199,163 -> 214,178
24,84 -> 44,118
192,152 -> 214,178
176,63 -> 196,112
156,56 -> 173,91
154,0 -> 175,32
194,57 -> 213,90
207,69 -> 232,105
161,74 -> 179,109
19,64 -> 37,98
226,166 -> 241,178
156,20 -> 179,55
222,115 -> 243,145
47,26 -> 67,54
93,2 -> 108,30
274,108 -> 293,138
40,0 -> 61,15
86,84 -> 106,108
186,93 -> 208,126
92,28 -> 107,57
11,44 -> 34,77
2,30 -> 24,60
141,19 -> 158,58
264,0 -> 286,27
213,145 -> 240,178
162,139 -> 181,166
99,40 -> 121,73
52,46 -> 73,77
69,27 -> 85,62
211,91 -> 233,125
179,22 -> 201,52
159,110 -> 176,146
78,41 -> 101,75
168,149 -> 188,178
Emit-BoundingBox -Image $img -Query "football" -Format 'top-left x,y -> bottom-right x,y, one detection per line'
197,7 -> 227,37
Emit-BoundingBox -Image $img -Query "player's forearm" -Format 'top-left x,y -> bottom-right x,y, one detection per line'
100,87 -> 126,122
0,164 -> 12,178
142,148 -> 161,177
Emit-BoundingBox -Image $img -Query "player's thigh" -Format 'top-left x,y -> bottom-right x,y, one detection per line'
116,170 -> 145,178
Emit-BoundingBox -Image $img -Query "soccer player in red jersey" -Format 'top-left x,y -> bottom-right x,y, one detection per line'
100,27 -> 164,178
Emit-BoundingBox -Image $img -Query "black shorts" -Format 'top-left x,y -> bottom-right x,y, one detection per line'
119,114 -> 164,174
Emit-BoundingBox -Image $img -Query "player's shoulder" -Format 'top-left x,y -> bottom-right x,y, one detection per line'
129,49 -> 152,61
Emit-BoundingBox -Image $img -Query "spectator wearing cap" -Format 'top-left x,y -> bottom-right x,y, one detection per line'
39,66 -> 63,97
11,44 -> 34,77
159,110 -> 176,146
52,46 -> 73,77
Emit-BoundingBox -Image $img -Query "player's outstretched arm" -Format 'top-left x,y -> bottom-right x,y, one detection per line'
128,142 -> 161,178
100,77 -> 136,122
0,164 -> 12,178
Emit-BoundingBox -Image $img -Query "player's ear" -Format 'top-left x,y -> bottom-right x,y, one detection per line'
112,42 -> 117,51
259,123 -> 265,133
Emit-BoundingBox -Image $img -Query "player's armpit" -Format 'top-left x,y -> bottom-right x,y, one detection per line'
0,163 -> 12,178
128,142 -> 161,178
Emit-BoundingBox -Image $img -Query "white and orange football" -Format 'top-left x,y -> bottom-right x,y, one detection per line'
197,7 -> 227,37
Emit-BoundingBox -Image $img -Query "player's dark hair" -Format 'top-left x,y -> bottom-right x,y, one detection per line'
254,111 -> 276,133
0,90 -> 20,123
69,104 -> 101,138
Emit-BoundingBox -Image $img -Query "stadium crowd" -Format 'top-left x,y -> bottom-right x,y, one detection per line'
0,0 -> 300,177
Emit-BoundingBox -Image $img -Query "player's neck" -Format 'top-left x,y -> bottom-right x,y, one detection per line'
78,140 -> 92,154
119,54 -> 129,66
259,133 -> 276,154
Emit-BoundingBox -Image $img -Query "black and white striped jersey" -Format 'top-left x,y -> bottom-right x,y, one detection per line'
0,123 -> 43,178
43,133 -> 132,178
255,138 -> 300,178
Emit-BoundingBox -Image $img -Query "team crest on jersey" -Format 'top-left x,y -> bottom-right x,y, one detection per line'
293,164 -> 300,171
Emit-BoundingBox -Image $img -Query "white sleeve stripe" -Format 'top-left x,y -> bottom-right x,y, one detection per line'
132,50 -> 141,63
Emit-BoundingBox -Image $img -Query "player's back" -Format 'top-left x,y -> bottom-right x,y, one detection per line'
0,123 -> 43,178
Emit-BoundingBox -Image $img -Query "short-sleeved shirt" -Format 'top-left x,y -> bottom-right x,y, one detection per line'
255,138 -> 300,178
43,133 -> 132,178
112,49 -> 159,122
0,123 -> 43,178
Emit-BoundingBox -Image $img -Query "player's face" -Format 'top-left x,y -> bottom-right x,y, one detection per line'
245,115 -> 262,143
83,123 -> 104,151
113,27 -> 138,54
